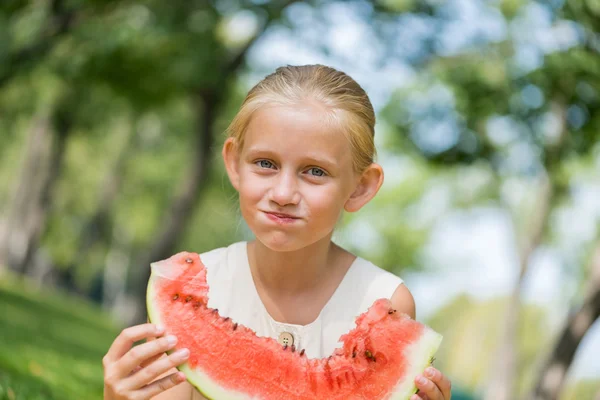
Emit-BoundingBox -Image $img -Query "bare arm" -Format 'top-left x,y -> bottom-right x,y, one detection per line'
390,283 -> 416,320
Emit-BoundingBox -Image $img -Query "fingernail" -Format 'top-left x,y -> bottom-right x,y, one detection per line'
174,348 -> 190,358
166,335 -> 177,346
417,376 -> 427,385
155,325 -> 164,334
425,367 -> 435,377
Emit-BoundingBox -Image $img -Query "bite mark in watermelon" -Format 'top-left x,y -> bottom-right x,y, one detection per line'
146,252 -> 443,400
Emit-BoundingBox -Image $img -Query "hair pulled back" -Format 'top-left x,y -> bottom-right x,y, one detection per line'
226,64 -> 376,173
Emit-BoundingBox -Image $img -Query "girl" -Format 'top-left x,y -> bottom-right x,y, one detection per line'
103,65 -> 452,400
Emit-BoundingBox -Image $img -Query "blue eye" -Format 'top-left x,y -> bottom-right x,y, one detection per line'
257,160 -> 274,169
308,167 -> 326,177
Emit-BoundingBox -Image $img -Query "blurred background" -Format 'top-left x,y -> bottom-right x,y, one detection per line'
0,0 -> 599,399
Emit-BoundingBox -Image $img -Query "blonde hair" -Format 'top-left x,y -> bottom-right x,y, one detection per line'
226,65 -> 376,173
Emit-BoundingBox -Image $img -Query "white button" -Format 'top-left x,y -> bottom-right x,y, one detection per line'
278,332 -> 294,346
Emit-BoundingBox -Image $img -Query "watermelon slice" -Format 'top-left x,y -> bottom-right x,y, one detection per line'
146,251 -> 443,400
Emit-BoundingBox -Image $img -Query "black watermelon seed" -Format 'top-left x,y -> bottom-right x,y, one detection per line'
300,349 -> 305,356
172,294 -> 179,300
233,323 -> 238,331
291,345 -> 295,352
283,344 -> 288,351
185,296 -> 192,302
185,258 -> 193,264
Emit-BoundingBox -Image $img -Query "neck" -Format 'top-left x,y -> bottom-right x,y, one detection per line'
247,236 -> 338,296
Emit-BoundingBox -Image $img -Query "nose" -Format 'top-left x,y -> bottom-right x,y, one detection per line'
270,171 -> 300,206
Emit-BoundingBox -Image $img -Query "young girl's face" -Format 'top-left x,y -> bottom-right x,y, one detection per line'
227,103 -> 363,252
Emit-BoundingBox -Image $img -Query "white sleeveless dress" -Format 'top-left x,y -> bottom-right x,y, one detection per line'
198,241 -> 404,359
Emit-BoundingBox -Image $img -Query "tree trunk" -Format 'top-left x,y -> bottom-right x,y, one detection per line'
483,174 -> 554,400
17,111 -> 71,276
529,243 -> 600,400
0,111 -> 64,274
126,91 -> 218,325
56,120 -> 136,294
0,114 -> 48,269
103,223 -> 134,321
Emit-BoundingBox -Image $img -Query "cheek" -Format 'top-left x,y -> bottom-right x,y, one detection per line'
303,185 -> 347,217
237,173 -> 268,204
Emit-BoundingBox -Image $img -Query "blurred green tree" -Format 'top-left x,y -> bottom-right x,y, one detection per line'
378,0 -> 600,398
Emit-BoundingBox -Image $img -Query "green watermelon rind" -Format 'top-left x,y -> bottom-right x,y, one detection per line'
390,327 -> 443,400
147,266 -> 443,400
147,273 -> 231,400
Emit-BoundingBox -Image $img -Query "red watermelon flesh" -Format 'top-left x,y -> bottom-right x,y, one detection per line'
146,251 -> 443,400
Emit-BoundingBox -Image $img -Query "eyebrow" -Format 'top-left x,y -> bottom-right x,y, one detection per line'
245,147 -> 338,170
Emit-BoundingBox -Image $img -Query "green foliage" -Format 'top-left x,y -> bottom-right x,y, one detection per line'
426,294 -> 550,398
425,293 -> 600,399
0,0 -> 274,293
561,379 -> 600,400
0,271 -> 119,399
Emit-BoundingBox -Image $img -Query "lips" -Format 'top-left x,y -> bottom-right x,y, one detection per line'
262,211 -> 302,225
264,211 -> 300,219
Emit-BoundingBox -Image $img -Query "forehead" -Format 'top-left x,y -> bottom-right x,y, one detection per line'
243,104 -> 353,164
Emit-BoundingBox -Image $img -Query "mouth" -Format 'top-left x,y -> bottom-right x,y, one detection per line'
263,211 -> 301,223
265,211 -> 299,219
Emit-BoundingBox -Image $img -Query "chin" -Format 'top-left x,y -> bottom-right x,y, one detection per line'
253,230 -> 308,253
257,234 -> 300,252
255,228 -> 334,253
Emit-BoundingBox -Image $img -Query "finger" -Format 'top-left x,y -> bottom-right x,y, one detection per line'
411,394 -> 429,400
105,324 -> 165,362
123,348 -> 190,390
129,352 -> 167,376
116,334 -> 179,376
129,352 -> 168,377
136,371 -> 187,398
138,351 -> 166,369
424,367 -> 452,399
415,374 -> 444,400
136,334 -> 168,369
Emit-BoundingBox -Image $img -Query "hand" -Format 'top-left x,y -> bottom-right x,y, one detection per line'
103,323 -> 190,400
411,366 -> 452,400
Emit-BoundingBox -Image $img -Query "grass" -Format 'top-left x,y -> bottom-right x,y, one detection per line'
0,271 -> 120,400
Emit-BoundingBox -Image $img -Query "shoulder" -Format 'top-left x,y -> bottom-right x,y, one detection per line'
351,255 -> 415,319
350,256 -> 413,316
390,283 -> 416,320
360,259 -> 416,319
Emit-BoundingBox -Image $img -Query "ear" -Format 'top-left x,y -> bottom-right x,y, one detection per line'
222,137 -> 241,191
344,163 -> 384,212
